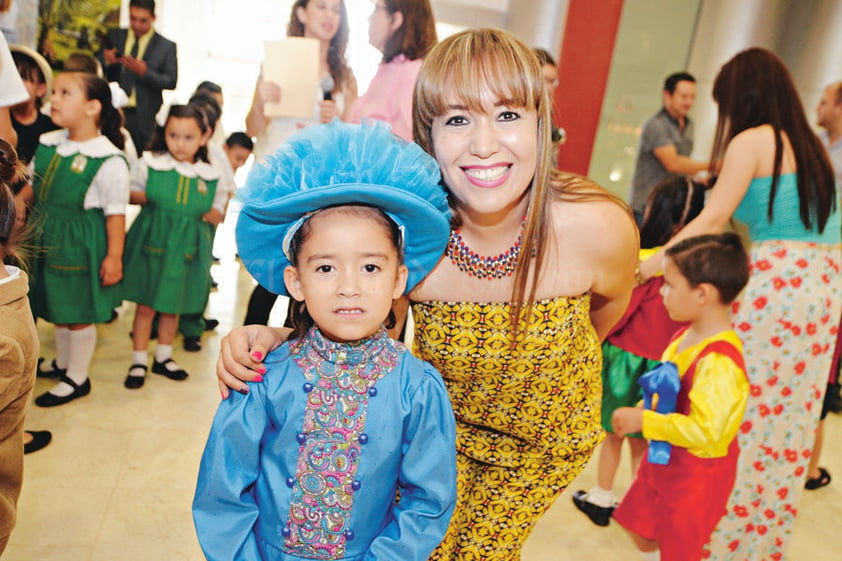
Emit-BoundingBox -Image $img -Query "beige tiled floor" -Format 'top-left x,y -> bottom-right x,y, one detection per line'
6,220 -> 841,560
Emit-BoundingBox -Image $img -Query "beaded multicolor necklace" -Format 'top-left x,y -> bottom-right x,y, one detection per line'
446,219 -> 525,280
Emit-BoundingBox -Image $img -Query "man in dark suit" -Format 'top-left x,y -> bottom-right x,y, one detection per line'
100,0 -> 177,152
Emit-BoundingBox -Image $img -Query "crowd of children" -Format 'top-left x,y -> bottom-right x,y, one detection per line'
6,45 -> 253,406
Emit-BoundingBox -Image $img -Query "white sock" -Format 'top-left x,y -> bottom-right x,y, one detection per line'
586,485 -> 615,508
640,549 -> 660,561
54,326 -> 71,369
132,350 -> 149,367
155,344 -> 173,363
49,325 -> 96,397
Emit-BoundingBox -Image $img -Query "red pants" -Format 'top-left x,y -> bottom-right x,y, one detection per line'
613,443 -> 738,561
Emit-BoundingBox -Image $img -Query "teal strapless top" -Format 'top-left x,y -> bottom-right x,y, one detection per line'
733,173 -> 841,243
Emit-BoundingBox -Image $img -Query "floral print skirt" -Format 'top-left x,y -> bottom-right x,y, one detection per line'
704,240 -> 841,561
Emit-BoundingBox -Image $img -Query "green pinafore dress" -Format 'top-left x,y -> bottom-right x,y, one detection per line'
122,153 -> 219,315
29,140 -> 126,324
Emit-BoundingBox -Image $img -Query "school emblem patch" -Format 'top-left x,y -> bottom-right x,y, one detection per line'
70,155 -> 88,173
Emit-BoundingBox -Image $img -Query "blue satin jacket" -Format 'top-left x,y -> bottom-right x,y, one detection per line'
193,328 -> 457,561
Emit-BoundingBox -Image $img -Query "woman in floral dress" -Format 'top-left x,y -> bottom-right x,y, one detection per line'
641,47 -> 841,561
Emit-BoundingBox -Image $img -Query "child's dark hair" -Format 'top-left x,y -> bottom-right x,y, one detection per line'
640,174 -> 705,248
0,139 -> 28,261
63,52 -> 101,74
188,92 -> 221,133
195,80 -> 222,97
12,51 -> 46,108
66,72 -> 125,150
286,205 -> 403,340
226,132 -> 254,152
665,233 -> 750,304
147,104 -> 209,162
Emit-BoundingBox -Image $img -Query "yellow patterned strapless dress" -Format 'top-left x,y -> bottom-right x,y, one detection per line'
412,295 -> 603,561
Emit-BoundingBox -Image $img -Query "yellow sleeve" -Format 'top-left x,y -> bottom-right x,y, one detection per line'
641,352 -> 749,458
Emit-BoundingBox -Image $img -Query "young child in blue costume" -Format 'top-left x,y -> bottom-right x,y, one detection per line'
193,120 -> 457,561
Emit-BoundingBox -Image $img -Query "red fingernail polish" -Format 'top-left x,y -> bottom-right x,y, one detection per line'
254,375 -> 264,383
257,367 -> 267,375
251,351 -> 263,361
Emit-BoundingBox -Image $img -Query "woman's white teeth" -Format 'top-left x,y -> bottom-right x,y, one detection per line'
466,166 -> 508,181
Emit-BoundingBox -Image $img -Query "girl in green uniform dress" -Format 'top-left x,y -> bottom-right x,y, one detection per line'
122,104 -> 225,389
16,72 -> 130,407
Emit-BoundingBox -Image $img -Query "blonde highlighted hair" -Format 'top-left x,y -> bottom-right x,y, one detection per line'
413,28 -> 630,336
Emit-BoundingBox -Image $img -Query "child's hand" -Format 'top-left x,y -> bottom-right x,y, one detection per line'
318,100 -> 340,123
202,209 -> 224,226
100,254 -> 123,286
612,407 -> 644,436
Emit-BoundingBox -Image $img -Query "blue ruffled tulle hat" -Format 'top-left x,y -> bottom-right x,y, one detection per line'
236,120 -> 451,296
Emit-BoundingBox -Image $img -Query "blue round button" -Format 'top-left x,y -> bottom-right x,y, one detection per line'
285,477 -> 295,488
351,480 -> 362,491
344,529 -> 355,541
303,382 -> 314,393
368,387 -> 377,397
358,433 -> 369,444
296,433 -> 307,444
281,526 -> 291,537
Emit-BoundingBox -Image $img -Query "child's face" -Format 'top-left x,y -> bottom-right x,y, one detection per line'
224,144 -> 251,172
50,74 -> 95,130
284,208 -> 408,343
165,117 -> 205,163
660,257 -> 698,323
17,74 -> 46,108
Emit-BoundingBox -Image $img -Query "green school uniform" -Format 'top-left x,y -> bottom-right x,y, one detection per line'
122,152 -> 220,314
29,132 -> 128,324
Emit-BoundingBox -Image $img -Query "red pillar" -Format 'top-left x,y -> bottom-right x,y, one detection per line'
554,0 -> 624,175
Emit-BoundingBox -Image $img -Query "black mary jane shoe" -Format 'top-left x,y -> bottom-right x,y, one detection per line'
151,358 -> 189,381
183,336 -> 202,352
24,430 -> 52,454
572,490 -> 616,527
34,375 -> 91,407
124,364 -> 148,389
37,358 -> 67,379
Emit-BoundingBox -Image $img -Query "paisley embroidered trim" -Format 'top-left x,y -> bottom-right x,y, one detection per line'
284,327 -> 399,558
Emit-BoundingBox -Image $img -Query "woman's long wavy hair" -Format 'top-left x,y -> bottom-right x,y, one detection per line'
379,0 -> 437,62
710,48 -> 836,232
287,0 -> 352,91
413,28 -> 632,338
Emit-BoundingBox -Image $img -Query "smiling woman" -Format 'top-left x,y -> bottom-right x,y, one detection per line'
407,28 -> 638,561
218,27 -> 639,561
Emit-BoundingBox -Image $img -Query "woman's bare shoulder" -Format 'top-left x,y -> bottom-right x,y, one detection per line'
550,173 -> 635,237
